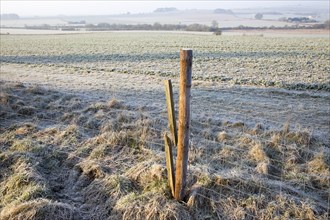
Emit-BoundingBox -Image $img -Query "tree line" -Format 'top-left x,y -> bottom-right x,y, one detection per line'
85,22 -> 221,32
22,20 -> 330,32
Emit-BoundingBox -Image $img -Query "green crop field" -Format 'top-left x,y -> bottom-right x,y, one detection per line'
0,32 -> 329,219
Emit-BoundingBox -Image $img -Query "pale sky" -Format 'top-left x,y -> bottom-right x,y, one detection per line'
1,1 -> 329,17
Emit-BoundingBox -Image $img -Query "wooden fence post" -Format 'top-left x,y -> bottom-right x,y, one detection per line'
174,49 -> 192,201
163,79 -> 178,146
164,133 -> 175,196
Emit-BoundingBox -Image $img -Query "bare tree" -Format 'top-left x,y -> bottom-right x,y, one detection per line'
255,13 -> 263,20
212,20 -> 219,28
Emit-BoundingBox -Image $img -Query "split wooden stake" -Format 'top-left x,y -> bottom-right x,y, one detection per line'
164,133 -> 175,196
163,79 -> 178,146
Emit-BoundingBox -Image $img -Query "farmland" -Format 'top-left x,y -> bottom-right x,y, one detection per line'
0,32 -> 329,219
1,32 -> 329,89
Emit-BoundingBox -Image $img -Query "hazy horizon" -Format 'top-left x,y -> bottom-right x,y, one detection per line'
1,0 -> 329,17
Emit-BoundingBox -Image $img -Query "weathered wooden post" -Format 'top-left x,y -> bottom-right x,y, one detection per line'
164,133 -> 175,196
163,79 -> 178,197
163,79 -> 178,146
174,49 -> 192,201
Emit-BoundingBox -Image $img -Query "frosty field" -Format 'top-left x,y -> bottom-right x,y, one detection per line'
0,32 -> 329,219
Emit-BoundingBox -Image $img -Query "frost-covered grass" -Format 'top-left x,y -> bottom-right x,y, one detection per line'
0,32 -> 329,90
0,32 -> 329,219
0,81 -> 329,219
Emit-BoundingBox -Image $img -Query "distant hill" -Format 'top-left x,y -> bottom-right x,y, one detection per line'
2,8 -> 324,29
1,14 -> 20,20
214,8 -> 234,14
154,7 -> 178,13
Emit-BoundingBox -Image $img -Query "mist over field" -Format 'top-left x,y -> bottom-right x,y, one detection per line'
1,1 -> 329,17
1,0 -> 329,30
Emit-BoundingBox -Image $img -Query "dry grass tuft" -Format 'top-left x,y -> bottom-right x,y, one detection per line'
308,153 -> 329,174
88,144 -> 108,159
219,147 -> 234,158
81,175 -> 136,219
84,175 -> 135,203
283,122 -> 290,134
0,199 -> 81,220
15,123 -> 36,136
148,164 -> 165,181
238,136 -> 254,146
270,126 -> 311,148
270,132 -> 282,146
75,160 -> 107,179
201,128 -> 213,140
125,160 -> 170,196
285,130 -> 311,146
126,161 -> 163,183
0,92 -> 9,105
256,161 -> 273,175
187,185 -> 223,219
108,99 -> 125,109
57,125 -> 81,146
230,121 -> 245,128
33,127 -> 60,144
250,123 -> 263,135
113,194 -> 191,220
217,131 -> 228,142
9,139 -> 35,152
0,161 -> 48,208
307,153 -> 330,188
87,130 -> 144,160
249,143 -> 268,162
84,102 -> 108,113
261,195 -> 320,220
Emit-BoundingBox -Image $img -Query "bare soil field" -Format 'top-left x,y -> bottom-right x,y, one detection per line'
0,32 -> 329,219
